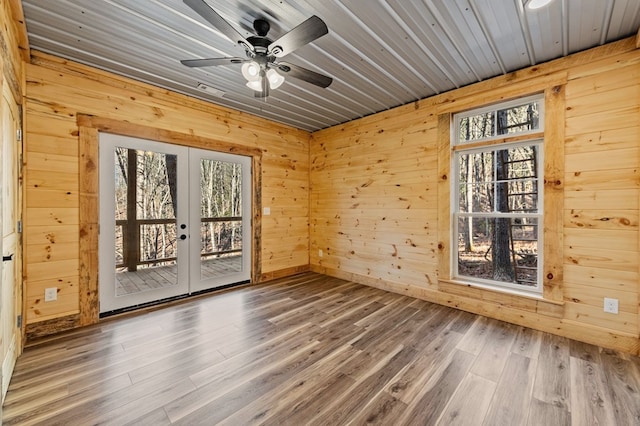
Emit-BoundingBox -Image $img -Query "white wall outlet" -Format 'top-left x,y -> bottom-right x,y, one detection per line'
263,207 -> 271,216
604,297 -> 618,314
44,287 -> 58,302
318,249 -> 323,257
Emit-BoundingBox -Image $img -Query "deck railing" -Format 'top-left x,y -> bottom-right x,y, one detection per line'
115,217 -> 242,270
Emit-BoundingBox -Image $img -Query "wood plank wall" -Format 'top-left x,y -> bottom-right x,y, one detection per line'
311,37 -> 640,355
23,52 -> 310,334
17,10 -> 640,356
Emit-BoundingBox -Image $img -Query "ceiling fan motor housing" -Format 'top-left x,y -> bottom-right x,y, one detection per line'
253,18 -> 270,36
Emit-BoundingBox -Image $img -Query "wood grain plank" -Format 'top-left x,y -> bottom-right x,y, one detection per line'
397,349 -> 475,425
511,326 -> 542,359
170,340 -> 343,424
347,391 -> 409,426
306,345 -> 418,425
263,371 -> 356,426
599,350 -> 640,424
564,126 -> 639,155
436,373 -> 497,426
526,398 -> 570,426
436,112 -> 452,283
469,320 -> 518,382
543,85 -> 565,302
563,147 -> 638,172
165,329 -> 322,421
483,353 -> 538,426
456,315 -> 494,355
569,356 -> 617,426
385,312 -> 464,405
532,333 -> 571,412
216,344 -> 360,425
6,273 -> 640,425
2,373 -> 132,425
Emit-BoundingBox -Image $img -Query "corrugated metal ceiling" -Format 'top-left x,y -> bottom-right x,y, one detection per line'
20,0 -> 640,132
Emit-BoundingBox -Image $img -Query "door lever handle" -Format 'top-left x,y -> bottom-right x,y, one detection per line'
3,253 -> 14,262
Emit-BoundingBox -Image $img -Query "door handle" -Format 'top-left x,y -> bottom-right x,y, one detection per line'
180,234 -> 187,240
3,253 -> 14,262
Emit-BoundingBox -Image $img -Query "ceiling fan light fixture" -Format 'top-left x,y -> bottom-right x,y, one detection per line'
526,0 -> 554,10
241,61 -> 260,81
246,79 -> 264,91
180,3 -> 332,97
267,69 -> 285,90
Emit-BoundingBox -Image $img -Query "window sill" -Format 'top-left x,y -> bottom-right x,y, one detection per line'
439,278 -> 564,318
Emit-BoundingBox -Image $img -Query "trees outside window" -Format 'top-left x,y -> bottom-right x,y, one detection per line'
113,148 -> 243,271
453,95 -> 543,293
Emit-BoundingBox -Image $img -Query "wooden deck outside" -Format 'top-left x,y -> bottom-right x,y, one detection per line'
116,255 -> 243,296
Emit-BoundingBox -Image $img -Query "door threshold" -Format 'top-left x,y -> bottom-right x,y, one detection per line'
100,279 -> 251,318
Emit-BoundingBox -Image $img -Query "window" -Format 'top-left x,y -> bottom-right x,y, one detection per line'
452,95 -> 543,294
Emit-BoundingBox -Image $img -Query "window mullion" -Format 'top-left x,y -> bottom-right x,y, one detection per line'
493,150 -> 497,214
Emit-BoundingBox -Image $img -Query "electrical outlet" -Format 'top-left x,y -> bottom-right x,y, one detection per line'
318,249 -> 323,257
604,297 -> 618,314
44,287 -> 58,302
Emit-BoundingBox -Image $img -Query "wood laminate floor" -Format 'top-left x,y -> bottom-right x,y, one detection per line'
3,272 -> 640,425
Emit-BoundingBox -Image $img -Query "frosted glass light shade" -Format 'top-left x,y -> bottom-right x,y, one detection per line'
526,0 -> 553,9
267,69 -> 285,90
246,80 -> 264,91
241,62 -> 260,81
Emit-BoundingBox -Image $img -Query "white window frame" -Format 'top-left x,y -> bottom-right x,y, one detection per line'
451,94 -> 544,295
453,94 -> 545,146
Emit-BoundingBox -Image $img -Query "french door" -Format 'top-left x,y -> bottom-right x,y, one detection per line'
99,133 -> 251,313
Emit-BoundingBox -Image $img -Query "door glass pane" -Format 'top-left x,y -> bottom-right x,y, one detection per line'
199,158 -> 243,280
114,147 -> 179,297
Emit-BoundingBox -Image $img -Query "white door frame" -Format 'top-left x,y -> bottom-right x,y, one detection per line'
189,148 -> 252,292
1,79 -> 21,400
99,134 -> 190,312
99,133 -> 252,313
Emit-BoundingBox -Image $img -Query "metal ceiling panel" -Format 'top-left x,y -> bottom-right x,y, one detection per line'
21,0 -> 640,132
567,0 -> 612,53
429,0 -> 505,79
608,0 -> 640,41
524,1 -> 566,62
471,0 -> 532,70
384,0 -> 475,88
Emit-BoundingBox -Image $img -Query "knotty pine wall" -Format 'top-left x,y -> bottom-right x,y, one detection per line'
18,23 -> 640,355
24,52 -> 310,334
311,37 -> 640,355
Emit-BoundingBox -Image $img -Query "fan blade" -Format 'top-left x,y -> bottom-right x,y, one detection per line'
181,57 -> 245,67
268,16 -> 328,58
276,62 -> 332,88
183,0 -> 253,52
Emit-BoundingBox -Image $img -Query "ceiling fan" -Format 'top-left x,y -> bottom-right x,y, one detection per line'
181,0 -> 333,97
